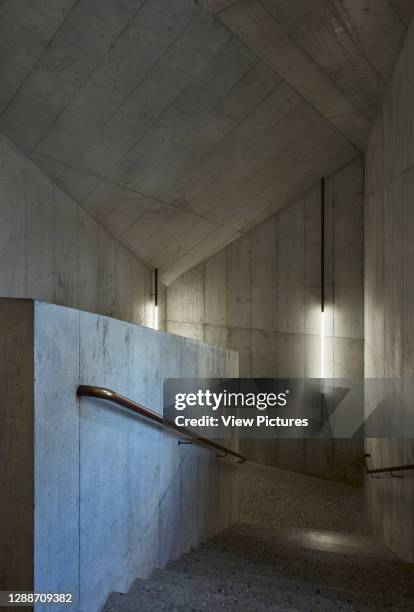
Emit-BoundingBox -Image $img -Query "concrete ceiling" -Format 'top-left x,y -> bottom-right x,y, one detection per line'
0,0 -> 412,284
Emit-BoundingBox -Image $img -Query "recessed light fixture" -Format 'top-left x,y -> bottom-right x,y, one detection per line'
153,268 -> 158,331
320,177 -> 325,379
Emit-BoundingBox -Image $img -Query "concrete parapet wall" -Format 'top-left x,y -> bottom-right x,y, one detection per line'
0,299 -> 239,611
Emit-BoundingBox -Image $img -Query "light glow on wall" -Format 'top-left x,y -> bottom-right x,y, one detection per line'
154,305 -> 159,331
320,310 -> 325,379
320,176 -> 325,380
153,267 -> 158,330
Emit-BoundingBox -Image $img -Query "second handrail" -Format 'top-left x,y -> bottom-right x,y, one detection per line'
364,453 -> 414,477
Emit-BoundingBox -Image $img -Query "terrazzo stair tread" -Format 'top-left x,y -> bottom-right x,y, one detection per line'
148,568 -> 368,611
173,544 -> 414,587
200,534 -> 411,573
169,549 -> 414,600
151,567 -> 413,611
202,537 -> 402,569
215,522 -> 402,565
104,580 -> 297,612
166,558 -> 414,611
103,591 -> 193,612
103,461 -> 414,612
223,524 -> 398,561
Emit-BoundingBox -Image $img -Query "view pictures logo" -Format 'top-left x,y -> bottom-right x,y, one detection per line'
174,389 -> 290,412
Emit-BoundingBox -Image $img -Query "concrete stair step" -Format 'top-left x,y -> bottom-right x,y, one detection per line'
150,568 -> 365,611
101,460 -> 414,612
169,547 -> 414,602
200,540 -> 403,573
202,530 -> 411,574
175,543 -> 414,584
225,523 -> 399,562
184,530 -> 414,584
155,565 -> 414,611
104,579 -> 297,611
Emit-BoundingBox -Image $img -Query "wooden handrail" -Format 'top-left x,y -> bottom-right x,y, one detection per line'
77,385 -> 246,463
364,453 -> 414,477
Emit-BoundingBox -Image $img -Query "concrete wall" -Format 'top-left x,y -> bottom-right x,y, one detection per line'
0,132 -> 164,329
167,158 -> 364,485
0,299 -> 238,612
0,300 -> 34,599
365,17 -> 414,562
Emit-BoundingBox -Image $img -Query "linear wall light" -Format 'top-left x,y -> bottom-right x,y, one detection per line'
320,177 -> 325,379
153,268 -> 159,330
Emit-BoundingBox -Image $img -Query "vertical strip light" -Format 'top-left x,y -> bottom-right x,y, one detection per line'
154,268 -> 159,330
320,177 -> 325,379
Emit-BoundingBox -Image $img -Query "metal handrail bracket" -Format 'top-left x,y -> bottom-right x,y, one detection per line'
77,385 -> 246,463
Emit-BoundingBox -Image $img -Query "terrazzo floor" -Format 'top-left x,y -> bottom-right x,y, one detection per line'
103,462 -> 414,611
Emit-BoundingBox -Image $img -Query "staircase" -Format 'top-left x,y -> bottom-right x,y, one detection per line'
103,462 -> 414,611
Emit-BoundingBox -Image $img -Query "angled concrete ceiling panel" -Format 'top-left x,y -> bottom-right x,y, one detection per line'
0,0 -> 412,283
390,0 -> 414,25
